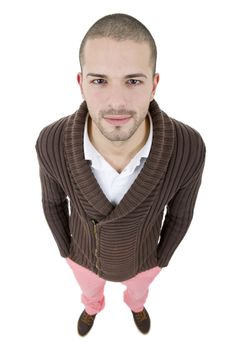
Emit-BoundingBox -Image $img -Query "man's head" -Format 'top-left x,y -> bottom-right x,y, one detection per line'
77,13 -> 160,143
79,13 -> 157,77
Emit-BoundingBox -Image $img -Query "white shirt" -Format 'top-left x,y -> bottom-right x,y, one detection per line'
83,112 -> 153,206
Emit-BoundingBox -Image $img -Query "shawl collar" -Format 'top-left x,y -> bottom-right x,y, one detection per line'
64,99 -> 174,222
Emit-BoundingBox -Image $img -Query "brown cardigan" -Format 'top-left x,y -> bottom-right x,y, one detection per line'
35,99 -> 206,282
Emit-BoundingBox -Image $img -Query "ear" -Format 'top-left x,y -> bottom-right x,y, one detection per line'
77,72 -> 85,100
150,73 -> 160,101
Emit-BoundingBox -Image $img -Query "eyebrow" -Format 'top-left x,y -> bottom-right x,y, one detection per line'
86,73 -> 148,79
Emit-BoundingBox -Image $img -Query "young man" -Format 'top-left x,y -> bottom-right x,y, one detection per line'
35,13 -> 206,336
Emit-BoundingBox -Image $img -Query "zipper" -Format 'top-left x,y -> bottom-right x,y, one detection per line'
91,219 -> 100,275
92,219 -> 97,239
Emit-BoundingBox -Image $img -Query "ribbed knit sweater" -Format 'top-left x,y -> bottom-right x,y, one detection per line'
35,99 -> 206,282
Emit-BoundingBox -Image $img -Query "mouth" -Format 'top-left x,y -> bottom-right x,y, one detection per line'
104,115 -> 132,126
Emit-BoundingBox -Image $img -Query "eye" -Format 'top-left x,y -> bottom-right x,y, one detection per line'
91,79 -> 107,85
127,79 -> 142,86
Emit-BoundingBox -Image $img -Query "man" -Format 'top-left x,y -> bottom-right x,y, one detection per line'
35,13 -> 206,336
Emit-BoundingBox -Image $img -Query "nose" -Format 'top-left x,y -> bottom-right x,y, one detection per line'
106,84 -> 128,107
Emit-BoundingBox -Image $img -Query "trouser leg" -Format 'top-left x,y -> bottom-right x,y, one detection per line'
121,266 -> 161,312
66,257 -> 106,315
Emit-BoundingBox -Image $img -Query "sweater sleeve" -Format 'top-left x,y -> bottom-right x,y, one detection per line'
35,139 -> 71,258
38,165 -> 71,257
157,149 -> 206,268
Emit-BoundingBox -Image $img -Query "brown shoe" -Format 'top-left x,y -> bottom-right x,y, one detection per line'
77,310 -> 97,336
131,307 -> 151,334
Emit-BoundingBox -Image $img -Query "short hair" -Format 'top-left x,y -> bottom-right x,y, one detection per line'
79,13 -> 157,76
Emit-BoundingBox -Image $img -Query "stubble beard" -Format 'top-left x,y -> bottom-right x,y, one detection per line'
97,118 -> 140,142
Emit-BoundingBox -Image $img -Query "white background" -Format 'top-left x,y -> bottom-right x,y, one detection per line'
0,0 -> 232,349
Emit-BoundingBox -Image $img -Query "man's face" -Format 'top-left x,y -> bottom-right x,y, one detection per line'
77,38 -> 159,142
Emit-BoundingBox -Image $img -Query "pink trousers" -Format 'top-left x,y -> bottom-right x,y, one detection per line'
66,257 -> 161,315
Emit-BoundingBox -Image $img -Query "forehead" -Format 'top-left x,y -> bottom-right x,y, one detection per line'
83,38 -> 151,72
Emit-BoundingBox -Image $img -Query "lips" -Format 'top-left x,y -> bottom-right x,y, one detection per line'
104,115 -> 132,126
104,115 -> 131,120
